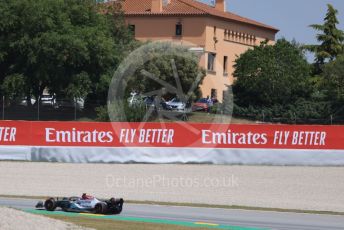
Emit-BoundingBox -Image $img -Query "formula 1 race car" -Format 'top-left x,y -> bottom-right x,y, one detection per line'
36,193 -> 124,215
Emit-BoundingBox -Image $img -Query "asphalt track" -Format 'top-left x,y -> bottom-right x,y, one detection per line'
0,197 -> 344,230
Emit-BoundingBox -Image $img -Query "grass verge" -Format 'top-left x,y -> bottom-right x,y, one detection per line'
44,215 -> 208,230
150,112 -> 257,124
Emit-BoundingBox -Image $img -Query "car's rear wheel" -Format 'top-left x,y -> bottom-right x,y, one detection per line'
109,197 -> 117,204
109,198 -> 124,214
44,198 -> 57,211
94,203 -> 107,214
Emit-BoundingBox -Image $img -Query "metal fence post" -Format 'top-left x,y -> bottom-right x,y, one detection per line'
74,99 -> 77,121
37,96 -> 40,121
294,112 -> 297,124
2,96 -> 4,120
330,115 -> 333,125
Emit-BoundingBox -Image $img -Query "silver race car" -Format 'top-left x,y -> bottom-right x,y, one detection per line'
36,193 -> 124,215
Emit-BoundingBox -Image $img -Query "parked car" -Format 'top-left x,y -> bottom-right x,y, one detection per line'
75,98 -> 85,110
192,98 -> 213,112
55,98 -> 84,110
143,96 -> 155,108
144,96 -> 173,111
166,98 -> 186,111
40,95 -> 56,107
18,97 -> 36,106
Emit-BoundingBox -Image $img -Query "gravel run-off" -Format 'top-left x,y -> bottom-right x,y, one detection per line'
0,162 -> 343,212
0,207 -> 92,230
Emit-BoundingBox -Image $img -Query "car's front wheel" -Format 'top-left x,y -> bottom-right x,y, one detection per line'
94,203 -> 107,214
44,198 -> 57,211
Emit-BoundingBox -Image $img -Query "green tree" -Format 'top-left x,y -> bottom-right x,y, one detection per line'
101,42 -> 205,122
124,42 -> 206,102
322,54 -> 344,115
305,4 -> 344,73
64,72 -> 92,99
233,39 -> 311,107
1,74 -> 26,102
0,0 -> 134,105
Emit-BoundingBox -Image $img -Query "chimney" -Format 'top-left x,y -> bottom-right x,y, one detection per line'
163,0 -> 171,7
151,0 -> 163,13
215,0 -> 226,12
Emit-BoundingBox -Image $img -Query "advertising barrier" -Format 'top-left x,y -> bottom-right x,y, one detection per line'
0,121 -> 343,165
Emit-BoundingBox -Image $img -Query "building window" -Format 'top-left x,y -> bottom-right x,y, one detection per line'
211,89 -> 217,100
129,24 -> 135,36
176,23 -> 182,36
207,52 -> 216,72
223,56 -> 228,75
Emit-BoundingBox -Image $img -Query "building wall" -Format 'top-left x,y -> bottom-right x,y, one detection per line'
126,16 -> 207,47
125,15 -> 276,102
201,17 -> 276,101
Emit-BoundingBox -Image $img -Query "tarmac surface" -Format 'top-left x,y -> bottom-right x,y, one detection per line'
1,197 -> 344,230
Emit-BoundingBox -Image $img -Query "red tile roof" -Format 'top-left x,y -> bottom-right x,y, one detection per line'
119,0 -> 278,32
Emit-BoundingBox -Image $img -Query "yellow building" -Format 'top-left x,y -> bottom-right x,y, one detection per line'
121,0 -> 278,101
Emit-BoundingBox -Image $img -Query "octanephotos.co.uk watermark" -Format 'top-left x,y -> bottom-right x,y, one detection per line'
106,174 -> 239,189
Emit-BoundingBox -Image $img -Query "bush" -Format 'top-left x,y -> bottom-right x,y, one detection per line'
233,99 -> 332,124
95,106 -> 110,122
210,103 -> 222,114
233,39 -> 311,107
96,99 -> 150,122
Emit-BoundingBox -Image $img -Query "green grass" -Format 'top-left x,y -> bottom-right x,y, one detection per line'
151,112 -> 256,124
27,209 -> 266,230
44,215 -> 208,230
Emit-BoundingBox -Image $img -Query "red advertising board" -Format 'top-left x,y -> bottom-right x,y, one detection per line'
0,121 -> 343,150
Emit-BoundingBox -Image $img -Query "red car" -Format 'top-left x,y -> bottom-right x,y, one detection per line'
192,98 -> 213,112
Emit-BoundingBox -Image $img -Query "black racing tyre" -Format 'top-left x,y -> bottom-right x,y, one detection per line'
109,198 -> 117,204
110,198 -> 124,204
44,198 -> 57,211
109,198 -> 123,214
94,203 -> 107,214
115,205 -> 123,214
110,197 -> 115,204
